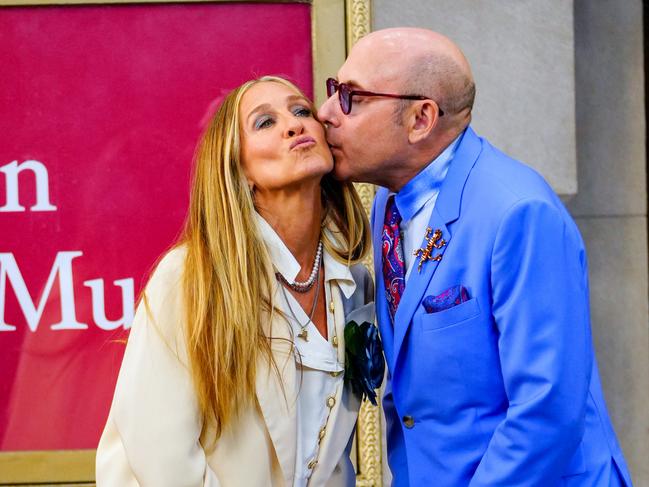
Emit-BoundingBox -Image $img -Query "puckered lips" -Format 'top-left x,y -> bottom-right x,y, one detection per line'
290,136 -> 316,150
328,144 -> 342,154
326,138 -> 342,154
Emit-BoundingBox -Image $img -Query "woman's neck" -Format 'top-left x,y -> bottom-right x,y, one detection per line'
255,184 -> 323,280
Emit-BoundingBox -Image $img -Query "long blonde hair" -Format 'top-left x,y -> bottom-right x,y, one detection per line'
180,76 -> 370,446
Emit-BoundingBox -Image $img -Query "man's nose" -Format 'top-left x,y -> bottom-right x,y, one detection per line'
317,95 -> 339,127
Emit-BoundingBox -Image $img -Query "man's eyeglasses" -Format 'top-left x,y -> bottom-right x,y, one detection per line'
326,78 -> 444,116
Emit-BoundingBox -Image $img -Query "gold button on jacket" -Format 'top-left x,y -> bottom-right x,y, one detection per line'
403,415 -> 415,428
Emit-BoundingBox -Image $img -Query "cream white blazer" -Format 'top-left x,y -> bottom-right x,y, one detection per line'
96,246 -> 374,487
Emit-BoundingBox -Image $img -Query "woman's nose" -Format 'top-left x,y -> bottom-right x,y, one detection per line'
285,119 -> 304,138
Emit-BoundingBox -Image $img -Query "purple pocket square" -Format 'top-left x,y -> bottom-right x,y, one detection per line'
423,285 -> 470,313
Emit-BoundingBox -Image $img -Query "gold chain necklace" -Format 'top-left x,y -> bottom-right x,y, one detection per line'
279,271 -> 320,341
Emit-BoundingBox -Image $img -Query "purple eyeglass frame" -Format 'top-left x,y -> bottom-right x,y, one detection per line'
326,78 -> 444,116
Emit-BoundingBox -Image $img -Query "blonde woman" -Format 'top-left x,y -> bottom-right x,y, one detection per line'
96,76 -> 381,487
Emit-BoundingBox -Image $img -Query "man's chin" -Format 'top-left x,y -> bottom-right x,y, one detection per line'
331,163 -> 353,182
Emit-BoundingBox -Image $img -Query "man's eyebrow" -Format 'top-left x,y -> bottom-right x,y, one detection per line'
341,79 -> 363,89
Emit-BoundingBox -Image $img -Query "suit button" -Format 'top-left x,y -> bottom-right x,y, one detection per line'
327,396 -> 336,408
308,459 -> 318,469
403,415 -> 415,428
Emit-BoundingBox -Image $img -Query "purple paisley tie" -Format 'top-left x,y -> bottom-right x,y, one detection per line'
382,195 -> 406,321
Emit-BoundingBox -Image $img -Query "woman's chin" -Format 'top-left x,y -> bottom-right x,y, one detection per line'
297,159 -> 334,182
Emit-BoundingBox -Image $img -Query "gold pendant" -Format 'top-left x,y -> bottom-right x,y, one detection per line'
413,227 -> 446,273
298,328 -> 308,341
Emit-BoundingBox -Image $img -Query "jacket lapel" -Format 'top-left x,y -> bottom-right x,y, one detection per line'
255,298 -> 297,486
391,210 -> 450,365
390,127 -> 483,369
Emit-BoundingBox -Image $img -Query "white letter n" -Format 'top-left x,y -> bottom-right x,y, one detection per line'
0,160 -> 57,212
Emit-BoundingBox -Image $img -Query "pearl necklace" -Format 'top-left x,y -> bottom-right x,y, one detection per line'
276,241 -> 323,293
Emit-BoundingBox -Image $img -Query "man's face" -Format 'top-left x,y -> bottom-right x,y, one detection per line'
317,46 -> 408,185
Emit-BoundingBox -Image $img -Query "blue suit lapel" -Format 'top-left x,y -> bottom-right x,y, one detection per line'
372,188 -> 396,367
390,127 -> 483,369
392,211 -> 450,365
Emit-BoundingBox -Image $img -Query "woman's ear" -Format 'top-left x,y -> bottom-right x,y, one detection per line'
407,100 -> 441,144
240,166 -> 255,193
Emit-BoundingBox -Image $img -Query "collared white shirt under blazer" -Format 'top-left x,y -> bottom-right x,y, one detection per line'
96,226 -> 374,486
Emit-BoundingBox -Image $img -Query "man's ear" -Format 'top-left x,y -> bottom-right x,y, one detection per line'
407,100 -> 441,144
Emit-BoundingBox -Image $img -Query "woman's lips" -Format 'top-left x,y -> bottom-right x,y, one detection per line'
290,136 -> 316,150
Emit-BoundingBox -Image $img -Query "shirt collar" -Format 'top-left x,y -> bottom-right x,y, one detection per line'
322,238 -> 356,298
255,213 -> 357,298
394,131 -> 463,222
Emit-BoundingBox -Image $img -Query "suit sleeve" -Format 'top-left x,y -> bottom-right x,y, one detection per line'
469,199 -> 591,486
102,252 -> 221,487
382,377 -> 409,480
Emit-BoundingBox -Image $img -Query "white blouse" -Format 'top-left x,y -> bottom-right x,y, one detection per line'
255,215 -> 356,487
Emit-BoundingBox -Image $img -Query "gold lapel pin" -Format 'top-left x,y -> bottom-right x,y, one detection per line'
413,227 -> 446,273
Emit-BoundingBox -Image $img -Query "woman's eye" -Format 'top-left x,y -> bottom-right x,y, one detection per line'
254,116 -> 274,130
293,106 -> 312,117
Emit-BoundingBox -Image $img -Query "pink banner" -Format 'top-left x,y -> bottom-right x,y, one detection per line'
0,3 -> 312,451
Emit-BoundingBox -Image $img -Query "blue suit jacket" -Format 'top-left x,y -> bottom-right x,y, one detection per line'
371,128 -> 633,486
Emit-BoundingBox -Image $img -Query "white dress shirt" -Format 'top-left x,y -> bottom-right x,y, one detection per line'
391,133 -> 463,279
255,214 -> 357,487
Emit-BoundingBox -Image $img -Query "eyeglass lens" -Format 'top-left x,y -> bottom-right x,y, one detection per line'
326,78 -> 352,115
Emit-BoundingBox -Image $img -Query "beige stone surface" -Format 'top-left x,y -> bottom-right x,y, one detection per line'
568,0 -> 646,217
373,0 -> 577,195
574,215 -> 649,485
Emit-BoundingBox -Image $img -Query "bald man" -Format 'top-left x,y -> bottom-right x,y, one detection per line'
318,28 -> 633,487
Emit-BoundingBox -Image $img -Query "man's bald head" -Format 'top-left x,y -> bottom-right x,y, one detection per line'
352,28 -> 475,123
317,27 -> 476,189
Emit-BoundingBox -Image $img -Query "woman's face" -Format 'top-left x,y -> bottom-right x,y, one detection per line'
239,81 -> 333,194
